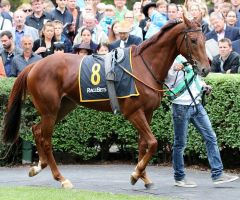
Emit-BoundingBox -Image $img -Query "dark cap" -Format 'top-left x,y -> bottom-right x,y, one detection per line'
73,42 -> 93,54
142,2 -> 156,18
54,42 -> 65,51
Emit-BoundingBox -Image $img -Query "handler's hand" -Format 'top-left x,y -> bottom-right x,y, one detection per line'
174,63 -> 184,71
204,85 -> 212,95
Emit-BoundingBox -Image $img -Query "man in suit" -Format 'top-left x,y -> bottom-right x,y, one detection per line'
109,20 -> 142,51
206,12 -> 240,42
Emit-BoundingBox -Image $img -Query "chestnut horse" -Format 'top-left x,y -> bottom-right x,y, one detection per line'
3,17 -> 210,188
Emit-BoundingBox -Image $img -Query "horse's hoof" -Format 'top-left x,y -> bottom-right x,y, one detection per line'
61,179 -> 73,189
145,182 -> 154,190
130,176 -> 138,185
130,175 -> 138,185
130,172 -> 139,185
29,167 -> 39,177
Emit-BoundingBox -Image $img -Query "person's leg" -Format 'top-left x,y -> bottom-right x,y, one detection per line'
191,104 -> 223,179
172,104 -> 189,181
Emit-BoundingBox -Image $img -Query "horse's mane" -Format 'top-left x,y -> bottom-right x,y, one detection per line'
135,20 -> 183,56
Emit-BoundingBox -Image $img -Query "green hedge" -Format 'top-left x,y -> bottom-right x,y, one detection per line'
0,73 -> 240,166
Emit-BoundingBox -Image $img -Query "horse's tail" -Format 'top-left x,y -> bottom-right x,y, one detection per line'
2,64 -> 34,144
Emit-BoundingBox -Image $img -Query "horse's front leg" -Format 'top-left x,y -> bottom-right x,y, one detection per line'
128,110 -> 157,188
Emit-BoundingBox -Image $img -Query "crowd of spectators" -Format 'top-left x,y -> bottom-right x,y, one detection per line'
0,0 -> 240,78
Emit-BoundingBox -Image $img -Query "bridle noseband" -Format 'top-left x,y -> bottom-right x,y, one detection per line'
177,28 -> 202,69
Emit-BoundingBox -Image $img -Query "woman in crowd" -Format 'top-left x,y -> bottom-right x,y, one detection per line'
188,3 -> 210,35
33,21 -> 55,58
200,3 -> 210,25
133,1 -> 144,25
108,21 -> 120,43
124,10 -> 143,40
18,3 -> 33,17
96,42 -> 110,55
74,27 -> 99,53
226,10 -> 238,27
53,20 -> 73,53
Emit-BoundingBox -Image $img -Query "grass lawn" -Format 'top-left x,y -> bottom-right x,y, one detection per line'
0,187 -> 176,200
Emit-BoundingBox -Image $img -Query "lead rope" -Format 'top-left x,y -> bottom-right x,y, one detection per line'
183,70 -> 199,115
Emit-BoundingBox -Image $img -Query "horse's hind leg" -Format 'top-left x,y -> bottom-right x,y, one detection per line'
29,123 -> 48,177
29,98 -> 76,178
40,114 -> 73,188
30,91 -> 74,188
128,109 -> 157,187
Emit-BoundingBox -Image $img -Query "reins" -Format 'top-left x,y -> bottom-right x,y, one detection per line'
178,28 -> 202,69
117,27 -> 203,96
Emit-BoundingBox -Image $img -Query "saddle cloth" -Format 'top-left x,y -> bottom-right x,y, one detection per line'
78,48 -> 139,102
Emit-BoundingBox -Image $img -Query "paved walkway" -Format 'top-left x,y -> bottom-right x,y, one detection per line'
0,164 -> 239,200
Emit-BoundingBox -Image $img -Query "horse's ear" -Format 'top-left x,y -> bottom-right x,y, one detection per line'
182,8 -> 192,28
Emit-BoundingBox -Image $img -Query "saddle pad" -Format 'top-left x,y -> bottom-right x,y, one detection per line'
78,48 -> 139,102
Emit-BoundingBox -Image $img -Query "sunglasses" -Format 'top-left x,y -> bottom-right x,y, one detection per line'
23,9 -> 33,12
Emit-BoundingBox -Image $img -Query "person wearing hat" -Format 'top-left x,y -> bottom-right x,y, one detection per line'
73,42 -> 93,56
109,20 -> 142,51
143,2 -> 167,39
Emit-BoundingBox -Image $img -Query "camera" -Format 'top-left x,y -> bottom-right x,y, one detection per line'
53,42 -> 65,51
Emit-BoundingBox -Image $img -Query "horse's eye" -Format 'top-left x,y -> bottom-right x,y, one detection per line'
191,38 -> 198,45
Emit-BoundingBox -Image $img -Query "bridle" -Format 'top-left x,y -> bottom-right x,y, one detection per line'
177,28 -> 202,69
139,27 -> 203,86
127,25 -> 204,94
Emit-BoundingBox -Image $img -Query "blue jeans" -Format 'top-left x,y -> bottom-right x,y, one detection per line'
172,103 -> 223,181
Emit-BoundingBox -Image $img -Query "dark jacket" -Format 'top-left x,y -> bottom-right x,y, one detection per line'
139,18 -> 149,41
32,38 -> 55,58
211,51 -> 240,73
206,25 -> 240,42
232,39 -> 240,54
201,20 -> 210,35
25,12 -> 52,31
0,47 -> 22,77
62,34 -> 73,53
109,35 -> 143,51
74,6 -> 83,34
50,8 -> 73,28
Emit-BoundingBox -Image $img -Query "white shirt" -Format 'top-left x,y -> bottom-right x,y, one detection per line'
0,16 -> 12,33
165,55 -> 203,105
217,24 -> 226,41
120,37 -> 129,48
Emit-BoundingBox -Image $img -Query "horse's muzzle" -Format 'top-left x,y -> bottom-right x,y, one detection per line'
200,67 -> 210,77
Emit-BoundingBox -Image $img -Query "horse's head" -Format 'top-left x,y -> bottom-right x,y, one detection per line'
176,14 -> 210,77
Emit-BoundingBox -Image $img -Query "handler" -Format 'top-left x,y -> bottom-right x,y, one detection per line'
164,54 -> 239,187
